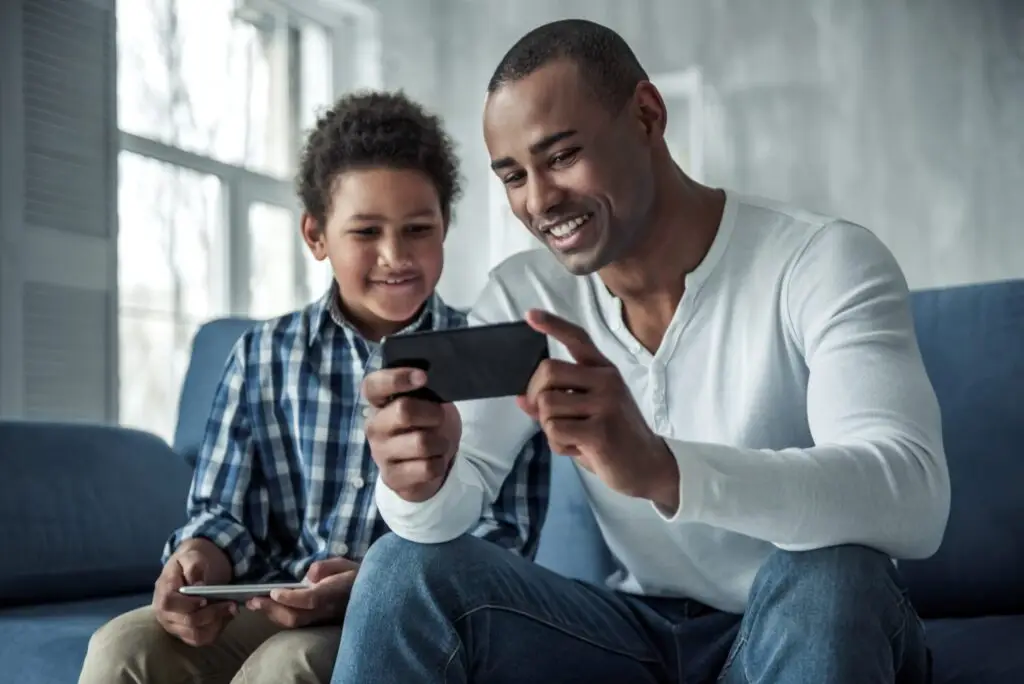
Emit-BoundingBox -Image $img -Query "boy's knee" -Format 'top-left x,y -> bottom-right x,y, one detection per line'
79,606 -> 175,683
235,626 -> 341,684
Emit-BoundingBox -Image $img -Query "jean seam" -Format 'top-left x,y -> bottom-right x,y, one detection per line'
442,641 -> 461,684
715,630 -> 748,683
453,603 -> 662,664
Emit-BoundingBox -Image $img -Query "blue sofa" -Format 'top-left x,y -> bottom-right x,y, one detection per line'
1,281 -> 1021,683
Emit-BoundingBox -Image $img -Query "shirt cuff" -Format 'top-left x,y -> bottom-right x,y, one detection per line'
650,438 -> 709,524
375,455 -> 482,543
165,513 -> 255,580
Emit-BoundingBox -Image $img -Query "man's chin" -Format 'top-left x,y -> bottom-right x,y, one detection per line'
550,246 -> 608,276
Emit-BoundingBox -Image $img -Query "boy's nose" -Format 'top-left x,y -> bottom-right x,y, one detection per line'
377,236 -> 412,266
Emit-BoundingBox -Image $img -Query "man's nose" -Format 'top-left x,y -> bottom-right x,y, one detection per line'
525,173 -> 566,221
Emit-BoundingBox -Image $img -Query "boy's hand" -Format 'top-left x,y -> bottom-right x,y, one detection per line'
153,538 -> 236,646
247,557 -> 360,628
362,368 -> 462,502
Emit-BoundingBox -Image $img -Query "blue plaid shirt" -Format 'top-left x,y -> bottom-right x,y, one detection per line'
163,286 -> 550,582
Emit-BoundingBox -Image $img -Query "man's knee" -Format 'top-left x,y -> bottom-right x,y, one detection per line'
79,606 -> 175,683
352,532 -> 498,612
360,532 -> 485,584
751,545 -> 908,622
235,626 -> 341,684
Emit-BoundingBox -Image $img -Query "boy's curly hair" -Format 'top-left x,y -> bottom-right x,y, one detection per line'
297,90 -> 462,230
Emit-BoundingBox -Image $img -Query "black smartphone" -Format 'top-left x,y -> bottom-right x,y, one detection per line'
380,321 -> 549,403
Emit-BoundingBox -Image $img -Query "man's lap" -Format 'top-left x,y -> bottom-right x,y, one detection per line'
347,533 -> 740,682
339,533 -> 926,684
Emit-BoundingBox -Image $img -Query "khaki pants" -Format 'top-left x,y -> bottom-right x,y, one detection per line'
78,605 -> 341,684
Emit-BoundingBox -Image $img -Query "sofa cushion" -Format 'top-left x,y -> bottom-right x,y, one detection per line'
900,279 -> 1024,618
0,593 -> 149,684
173,317 -> 258,467
927,615 -> 1024,684
535,455 -> 618,584
0,422 -> 191,606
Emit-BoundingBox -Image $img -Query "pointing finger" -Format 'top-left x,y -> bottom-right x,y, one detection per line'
525,310 -> 609,367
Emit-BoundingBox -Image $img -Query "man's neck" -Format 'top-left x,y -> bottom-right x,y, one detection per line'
598,167 -> 725,352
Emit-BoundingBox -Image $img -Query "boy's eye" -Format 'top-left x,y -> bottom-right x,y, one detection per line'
351,226 -> 380,237
406,223 -> 435,234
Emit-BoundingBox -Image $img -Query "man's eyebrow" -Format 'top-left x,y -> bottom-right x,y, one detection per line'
490,129 -> 578,171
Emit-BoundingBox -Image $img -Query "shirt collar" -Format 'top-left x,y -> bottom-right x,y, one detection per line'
308,281 -> 449,348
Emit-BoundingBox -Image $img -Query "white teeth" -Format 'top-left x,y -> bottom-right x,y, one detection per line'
383,277 -> 412,285
549,214 -> 590,238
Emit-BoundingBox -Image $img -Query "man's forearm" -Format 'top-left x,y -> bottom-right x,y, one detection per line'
653,436 -> 949,559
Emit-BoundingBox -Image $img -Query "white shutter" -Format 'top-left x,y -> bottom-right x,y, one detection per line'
0,0 -> 118,421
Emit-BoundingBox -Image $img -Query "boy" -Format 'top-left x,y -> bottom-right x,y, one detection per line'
79,91 -> 548,684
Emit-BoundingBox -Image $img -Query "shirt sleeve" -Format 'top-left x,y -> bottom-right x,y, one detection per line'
375,273 -> 549,545
162,334 -> 268,580
653,221 -> 951,559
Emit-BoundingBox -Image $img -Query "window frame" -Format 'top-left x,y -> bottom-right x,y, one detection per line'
114,0 -> 382,440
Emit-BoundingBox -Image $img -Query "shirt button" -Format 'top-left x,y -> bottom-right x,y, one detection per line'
351,475 -> 366,489
361,405 -> 372,418
336,542 -> 349,556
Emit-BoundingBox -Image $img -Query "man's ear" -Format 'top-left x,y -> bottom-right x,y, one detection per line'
300,212 -> 328,260
632,81 -> 667,141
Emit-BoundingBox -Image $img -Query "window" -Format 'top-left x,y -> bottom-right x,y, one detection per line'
118,152 -> 223,440
115,0 -> 347,443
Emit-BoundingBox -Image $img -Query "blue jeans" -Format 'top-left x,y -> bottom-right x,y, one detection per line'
331,533 -> 930,683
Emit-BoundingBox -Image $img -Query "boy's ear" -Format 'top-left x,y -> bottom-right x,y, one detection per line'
300,212 -> 328,261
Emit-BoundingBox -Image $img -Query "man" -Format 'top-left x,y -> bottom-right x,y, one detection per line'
331,19 -> 949,684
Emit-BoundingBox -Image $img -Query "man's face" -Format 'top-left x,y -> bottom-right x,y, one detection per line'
301,167 -> 445,340
483,60 -> 658,275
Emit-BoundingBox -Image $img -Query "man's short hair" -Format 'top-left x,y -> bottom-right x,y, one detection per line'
487,19 -> 649,113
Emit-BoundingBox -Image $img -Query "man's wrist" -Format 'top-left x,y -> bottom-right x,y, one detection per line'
646,438 -> 681,514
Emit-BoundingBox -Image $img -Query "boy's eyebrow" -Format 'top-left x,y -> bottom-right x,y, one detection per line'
490,129 -> 578,171
348,209 -> 438,222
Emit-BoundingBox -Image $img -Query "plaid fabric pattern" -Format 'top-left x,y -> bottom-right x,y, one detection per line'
163,285 -> 550,582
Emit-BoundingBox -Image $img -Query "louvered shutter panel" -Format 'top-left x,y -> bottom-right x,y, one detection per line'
0,0 -> 118,422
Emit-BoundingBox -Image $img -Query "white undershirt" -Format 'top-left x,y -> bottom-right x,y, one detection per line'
376,190 -> 950,613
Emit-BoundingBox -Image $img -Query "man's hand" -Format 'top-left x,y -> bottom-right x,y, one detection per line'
247,558 -> 360,628
362,368 -> 462,502
518,310 -> 680,511
153,538 -> 236,646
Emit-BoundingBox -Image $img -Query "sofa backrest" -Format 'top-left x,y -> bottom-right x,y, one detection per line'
899,279 -> 1024,618
173,317 -> 259,467
0,421 -> 192,607
535,279 -> 1024,619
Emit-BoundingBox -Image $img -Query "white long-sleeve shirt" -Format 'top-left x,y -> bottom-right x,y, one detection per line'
375,190 -> 951,613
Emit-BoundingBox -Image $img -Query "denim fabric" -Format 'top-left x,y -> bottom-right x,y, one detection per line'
331,534 -> 929,683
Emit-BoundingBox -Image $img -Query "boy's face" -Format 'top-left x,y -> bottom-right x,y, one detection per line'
302,167 -> 445,340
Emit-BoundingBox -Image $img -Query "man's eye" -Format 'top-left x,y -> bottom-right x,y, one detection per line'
502,171 -> 525,186
551,148 -> 580,166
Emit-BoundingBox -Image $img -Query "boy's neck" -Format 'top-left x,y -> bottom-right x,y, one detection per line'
332,291 -> 429,343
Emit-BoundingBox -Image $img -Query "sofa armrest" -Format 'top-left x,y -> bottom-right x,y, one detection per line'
0,421 -> 191,607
